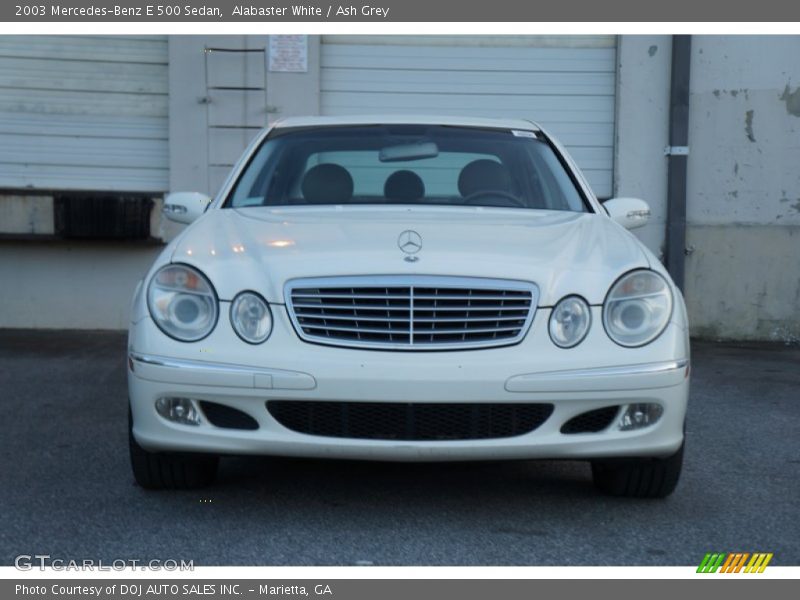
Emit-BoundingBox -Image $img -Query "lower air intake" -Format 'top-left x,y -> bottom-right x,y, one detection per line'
560,406 -> 620,434
199,401 -> 259,430
267,401 -> 553,441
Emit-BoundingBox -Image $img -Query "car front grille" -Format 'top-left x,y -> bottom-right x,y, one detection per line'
267,401 -> 554,441
284,276 -> 538,350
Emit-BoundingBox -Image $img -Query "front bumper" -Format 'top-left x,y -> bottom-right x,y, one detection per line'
128,307 -> 690,462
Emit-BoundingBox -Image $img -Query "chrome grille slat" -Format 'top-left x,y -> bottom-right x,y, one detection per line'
412,294 -> 528,300
285,276 -> 538,350
411,305 -> 529,312
416,304 -> 527,311
413,315 -> 526,323
292,293 -> 412,300
415,326 -> 523,335
292,302 -> 412,311
297,313 -> 412,323
304,324 -> 414,334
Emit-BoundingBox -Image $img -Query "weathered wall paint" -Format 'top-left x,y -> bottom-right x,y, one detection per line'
685,225 -> 800,342
685,35 -> 800,341
0,196 -> 54,235
780,84 -> 800,117
613,35 -> 672,258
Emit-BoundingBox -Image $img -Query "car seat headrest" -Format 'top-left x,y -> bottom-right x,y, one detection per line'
301,163 -> 354,204
458,159 -> 512,197
384,170 -> 425,202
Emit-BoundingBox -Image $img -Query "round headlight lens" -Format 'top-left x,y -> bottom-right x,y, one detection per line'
230,291 -> 273,344
549,296 -> 591,348
147,264 -> 218,341
603,270 -> 673,347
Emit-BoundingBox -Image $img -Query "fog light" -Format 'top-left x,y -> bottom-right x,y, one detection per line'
155,397 -> 201,426
618,403 -> 663,431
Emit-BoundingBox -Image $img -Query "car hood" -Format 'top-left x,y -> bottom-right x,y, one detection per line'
169,206 -> 650,306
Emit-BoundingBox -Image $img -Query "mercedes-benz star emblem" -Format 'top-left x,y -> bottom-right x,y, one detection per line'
397,230 -> 422,262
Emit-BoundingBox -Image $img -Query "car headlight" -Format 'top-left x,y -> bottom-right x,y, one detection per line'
147,264 -> 218,341
230,291 -> 273,344
549,295 -> 591,348
603,270 -> 673,347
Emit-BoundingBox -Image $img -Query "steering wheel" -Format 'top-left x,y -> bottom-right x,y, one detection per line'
462,189 -> 526,208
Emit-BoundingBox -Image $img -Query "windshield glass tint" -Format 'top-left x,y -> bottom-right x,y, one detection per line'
226,125 -> 587,212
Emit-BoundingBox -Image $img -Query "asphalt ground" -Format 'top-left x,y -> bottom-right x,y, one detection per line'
0,330 -> 798,566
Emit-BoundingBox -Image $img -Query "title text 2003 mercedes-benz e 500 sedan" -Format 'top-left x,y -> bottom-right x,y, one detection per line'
128,116 -> 690,497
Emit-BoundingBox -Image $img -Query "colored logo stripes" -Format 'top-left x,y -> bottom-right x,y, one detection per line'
697,552 -> 773,573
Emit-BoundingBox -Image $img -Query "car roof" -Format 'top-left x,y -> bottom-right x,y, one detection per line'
272,114 -> 541,132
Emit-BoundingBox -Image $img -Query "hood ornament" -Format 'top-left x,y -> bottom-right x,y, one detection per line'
397,230 -> 422,262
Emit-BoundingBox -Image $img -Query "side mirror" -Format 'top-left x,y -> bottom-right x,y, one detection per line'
162,192 -> 211,225
603,197 -> 651,230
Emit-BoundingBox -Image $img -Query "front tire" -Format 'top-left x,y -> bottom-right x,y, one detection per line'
129,408 -> 218,490
591,443 -> 683,498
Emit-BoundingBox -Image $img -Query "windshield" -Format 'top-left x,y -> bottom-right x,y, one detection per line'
225,125 -> 588,212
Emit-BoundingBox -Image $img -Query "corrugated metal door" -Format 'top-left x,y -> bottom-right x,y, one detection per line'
0,35 -> 168,193
320,36 -> 617,198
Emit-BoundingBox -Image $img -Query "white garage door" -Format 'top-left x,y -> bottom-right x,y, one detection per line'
320,36 -> 617,198
0,35 -> 168,193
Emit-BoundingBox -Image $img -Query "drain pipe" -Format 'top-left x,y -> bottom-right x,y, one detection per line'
665,35 -> 692,292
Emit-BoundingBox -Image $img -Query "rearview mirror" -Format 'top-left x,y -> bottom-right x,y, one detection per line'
162,192 -> 211,225
603,197 -> 651,230
379,141 -> 439,162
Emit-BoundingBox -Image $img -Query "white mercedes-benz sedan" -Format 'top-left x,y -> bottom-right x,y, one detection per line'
128,115 -> 690,497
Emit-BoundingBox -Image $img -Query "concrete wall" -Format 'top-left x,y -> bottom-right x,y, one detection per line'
613,35 -> 672,259
616,35 -> 800,341
266,36 -> 321,121
0,241 -> 161,329
167,36 -> 212,198
683,36 -> 800,342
